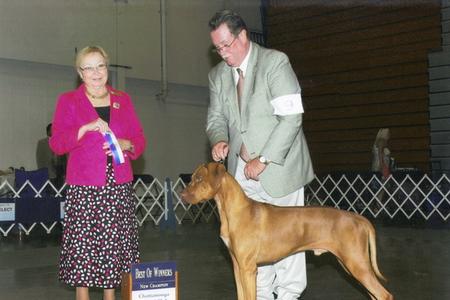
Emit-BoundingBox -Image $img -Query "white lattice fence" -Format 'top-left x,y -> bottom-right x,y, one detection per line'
133,177 -> 165,226
306,173 -> 450,221
171,177 -> 218,224
0,179 -> 66,236
0,175 -> 219,237
2,172 -> 448,237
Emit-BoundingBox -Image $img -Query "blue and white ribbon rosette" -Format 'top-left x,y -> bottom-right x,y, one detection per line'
104,131 -> 125,164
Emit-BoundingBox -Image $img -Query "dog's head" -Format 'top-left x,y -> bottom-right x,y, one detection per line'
181,162 -> 226,204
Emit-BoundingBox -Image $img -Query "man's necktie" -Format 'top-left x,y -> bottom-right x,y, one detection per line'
236,68 -> 250,161
236,68 -> 244,110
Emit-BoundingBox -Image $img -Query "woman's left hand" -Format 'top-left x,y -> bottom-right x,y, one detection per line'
103,139 -> 134,155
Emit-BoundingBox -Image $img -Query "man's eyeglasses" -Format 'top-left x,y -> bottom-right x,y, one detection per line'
213,34 -> 238,53
80,63 -> 108,73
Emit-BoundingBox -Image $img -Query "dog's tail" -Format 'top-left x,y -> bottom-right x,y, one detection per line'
368,223 -> 387,282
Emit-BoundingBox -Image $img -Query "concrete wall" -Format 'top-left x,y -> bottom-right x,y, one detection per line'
0,0 -> 261,86
0,0 -> 262,180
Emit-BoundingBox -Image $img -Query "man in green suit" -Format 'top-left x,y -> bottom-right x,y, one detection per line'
206,9 -> 315,300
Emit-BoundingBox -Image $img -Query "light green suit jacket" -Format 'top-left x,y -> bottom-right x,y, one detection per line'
206,42 -> 314,197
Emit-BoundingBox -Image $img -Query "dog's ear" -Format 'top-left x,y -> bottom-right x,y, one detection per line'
207,162 -> 226,186
193,163 -> 206,175
215,162 -> 226,177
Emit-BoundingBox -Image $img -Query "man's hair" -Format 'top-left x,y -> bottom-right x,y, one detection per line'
208,9 -> 248,36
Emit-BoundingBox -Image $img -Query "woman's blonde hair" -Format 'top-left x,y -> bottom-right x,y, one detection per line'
75,46 -> 109,69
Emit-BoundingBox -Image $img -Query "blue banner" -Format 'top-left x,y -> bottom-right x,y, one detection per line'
104,131 -> 125,164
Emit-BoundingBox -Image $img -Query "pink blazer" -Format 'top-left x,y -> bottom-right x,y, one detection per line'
50,84 -> 146,186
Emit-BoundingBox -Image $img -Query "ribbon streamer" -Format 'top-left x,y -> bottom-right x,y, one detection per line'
104,131 -> 125,164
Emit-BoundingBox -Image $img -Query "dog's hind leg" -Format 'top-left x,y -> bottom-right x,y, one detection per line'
353,268 -> 393,300
339,255 -> 393,300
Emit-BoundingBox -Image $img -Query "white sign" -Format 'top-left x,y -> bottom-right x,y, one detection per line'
0,203 -> 15,221
132,287 -> 174,300
131,261 -> 177,300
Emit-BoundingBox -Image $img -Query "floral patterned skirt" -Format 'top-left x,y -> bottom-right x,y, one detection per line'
59,163 -> 139,288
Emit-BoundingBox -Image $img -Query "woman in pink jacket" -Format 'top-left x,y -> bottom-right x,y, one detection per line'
50,46 -> 146,300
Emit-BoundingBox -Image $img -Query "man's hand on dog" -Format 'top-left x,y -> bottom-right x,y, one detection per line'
212,141 -> 266,181
212,141 -> 229,162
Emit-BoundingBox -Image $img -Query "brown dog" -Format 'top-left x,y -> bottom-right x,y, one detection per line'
181,162 -> 393,300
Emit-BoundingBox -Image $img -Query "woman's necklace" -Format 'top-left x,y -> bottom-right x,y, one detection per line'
86,88 -> 109,99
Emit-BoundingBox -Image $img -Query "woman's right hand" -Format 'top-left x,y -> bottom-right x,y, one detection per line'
78,118 -> 110,140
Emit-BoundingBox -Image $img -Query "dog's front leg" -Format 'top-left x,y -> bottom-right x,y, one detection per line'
238,265 -> 257,300
230,253 -> 245,300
